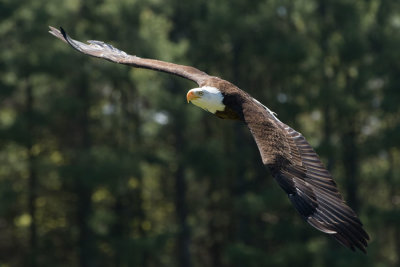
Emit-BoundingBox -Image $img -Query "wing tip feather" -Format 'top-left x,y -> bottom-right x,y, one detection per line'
60,26 -> 67,39
48,26 -> 68,44
308,213 -> 369,253
307,211 -> 369,253
333,232 -> 368,254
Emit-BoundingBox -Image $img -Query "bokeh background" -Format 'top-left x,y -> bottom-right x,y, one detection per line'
1,0 -> 400,266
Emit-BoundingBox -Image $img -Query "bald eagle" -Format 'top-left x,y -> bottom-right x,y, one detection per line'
49,26 -> 369,253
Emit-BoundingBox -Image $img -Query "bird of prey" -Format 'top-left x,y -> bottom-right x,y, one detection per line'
49,26 -> 369,253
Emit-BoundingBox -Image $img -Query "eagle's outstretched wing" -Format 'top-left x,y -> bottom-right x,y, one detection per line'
48,26 -> 210,85
243,100 -> 369,253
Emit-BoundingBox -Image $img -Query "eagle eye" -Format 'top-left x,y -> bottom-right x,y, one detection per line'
198,91 -> 204,96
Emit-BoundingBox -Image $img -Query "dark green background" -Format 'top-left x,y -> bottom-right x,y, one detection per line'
0,0 -> 399,266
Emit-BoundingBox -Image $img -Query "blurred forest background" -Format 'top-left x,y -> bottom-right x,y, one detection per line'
1,0 -> 400,266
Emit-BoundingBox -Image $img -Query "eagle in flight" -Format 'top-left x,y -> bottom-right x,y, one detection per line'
49,26 -> 369,253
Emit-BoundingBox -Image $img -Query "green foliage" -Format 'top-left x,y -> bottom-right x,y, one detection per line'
0,0 -> 399,266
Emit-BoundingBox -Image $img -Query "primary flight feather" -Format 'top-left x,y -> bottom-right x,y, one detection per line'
49,26 -> 369,252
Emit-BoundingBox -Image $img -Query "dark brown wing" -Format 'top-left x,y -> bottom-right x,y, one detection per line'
242,99 -> 369,253
48,26 -> 210,86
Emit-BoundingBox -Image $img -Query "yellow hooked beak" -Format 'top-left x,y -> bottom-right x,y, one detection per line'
186,91 -> 200,103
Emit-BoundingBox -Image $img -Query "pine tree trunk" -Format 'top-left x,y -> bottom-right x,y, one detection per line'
342,120 -> 359,211
76,77 -> 93,267
173,114 -> 191,267
26,82 -> 37,267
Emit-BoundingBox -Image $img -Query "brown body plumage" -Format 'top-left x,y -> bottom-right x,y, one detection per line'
49,26 -> 369,252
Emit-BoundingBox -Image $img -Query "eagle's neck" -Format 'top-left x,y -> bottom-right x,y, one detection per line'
215,107 -> 242,120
